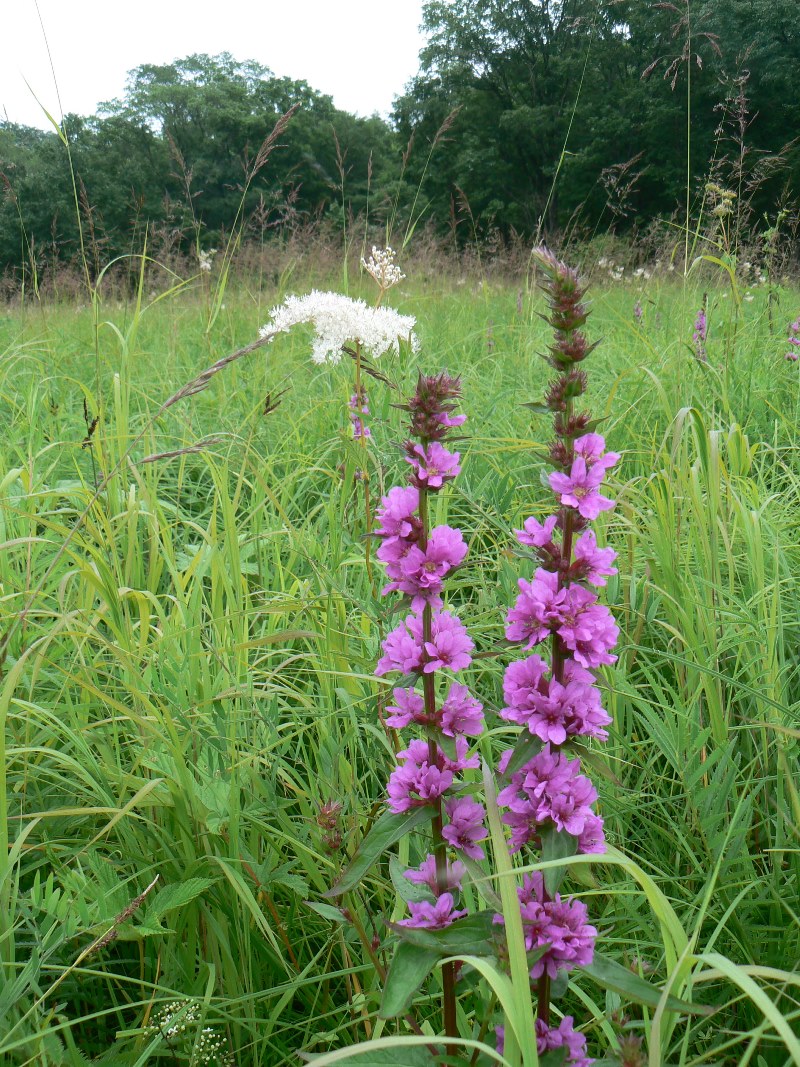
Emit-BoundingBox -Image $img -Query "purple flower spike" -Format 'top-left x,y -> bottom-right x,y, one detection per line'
536,1017 -> 593,1067
574,529 -> 618,586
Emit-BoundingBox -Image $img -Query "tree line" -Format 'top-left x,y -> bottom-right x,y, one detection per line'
1,0 -> 798,279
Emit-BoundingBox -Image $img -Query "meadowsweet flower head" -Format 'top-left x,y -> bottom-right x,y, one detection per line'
361,245 -> 406,291
260,290 -> 419,364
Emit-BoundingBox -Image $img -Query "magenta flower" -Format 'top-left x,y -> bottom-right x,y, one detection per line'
502,654 -> 549,710
390,524 -> 468,609
494,873 -> 597,979
387,744 -> 454,813
397,892 -> 467,929
375,615 -> 424,676
573,433 -> 620,474
405,854 -> 466,895
573,530 -> 618,586
385,686 -> 426,729
505,568 -> 561,648
555,588 -> 619,668
374,485 -> 420,542
536,1017 -> 592,1067
440,682 -> 484,736
501,657 -> 611,743
442,796 -> 487,859
515,514 -> 558,548
549,458 -> 615,520
423,611 -> 474,672
406,441 -> 461,490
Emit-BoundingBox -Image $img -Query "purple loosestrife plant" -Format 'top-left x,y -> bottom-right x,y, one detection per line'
494,247 -> 619,1061
372,371 -> 486,1042
693,305 -> 708,362
785,316 -> 800,362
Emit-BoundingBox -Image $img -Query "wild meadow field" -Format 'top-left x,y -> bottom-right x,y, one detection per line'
0,261 -> 799,1066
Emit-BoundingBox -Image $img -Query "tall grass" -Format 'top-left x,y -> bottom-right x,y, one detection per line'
0,271 -> 798,1064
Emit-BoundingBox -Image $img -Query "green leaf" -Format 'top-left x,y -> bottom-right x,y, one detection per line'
305,900 -> 348,924
540,825 -> 577,896
324,808 -> 435,897
379,941 -> 439,1018
148,877 -> 217,921
503,732 -> 542,778
583,954 -> 712,1015
387,911 -> 497,958
389,855 -> 434,905
538,1051 -> 568,1067
521,401 -> 551,414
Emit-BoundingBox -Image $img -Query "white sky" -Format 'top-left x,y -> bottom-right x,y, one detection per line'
1,0 -> 428,128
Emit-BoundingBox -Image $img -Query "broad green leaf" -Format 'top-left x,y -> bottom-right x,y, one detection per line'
522,401 -> 551,414
324,808 -> 435,897
582,954 -> 711,1015
148,877 -> 217,921
379,941 -> 439,1018
304,900 -> 348,924
387,910 -> 497,958
503,732 -> 542,778
389,855 -> 434,905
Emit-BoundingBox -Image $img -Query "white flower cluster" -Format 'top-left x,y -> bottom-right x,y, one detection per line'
198,249 -> 217,273
260,290 -> 420,365
143,999 -> 233,1065
361,245 -> 405,290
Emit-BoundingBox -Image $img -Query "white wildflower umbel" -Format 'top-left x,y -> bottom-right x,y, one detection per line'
361,245 -> 405,292
259,290 -> 420,365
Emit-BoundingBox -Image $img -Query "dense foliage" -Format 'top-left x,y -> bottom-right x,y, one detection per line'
2,1 -> 799,278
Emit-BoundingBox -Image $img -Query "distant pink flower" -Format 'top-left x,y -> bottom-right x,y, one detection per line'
397,892 -> 467,929
442,796 -> 487,859
406,442 -> 461,489
549,458 -> 615,520
515,514 -> 558,547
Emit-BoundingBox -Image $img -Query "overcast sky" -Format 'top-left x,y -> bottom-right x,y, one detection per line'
1,0 -> 428,128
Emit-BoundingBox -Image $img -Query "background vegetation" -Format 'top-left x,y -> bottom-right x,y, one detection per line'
2,0 -> 799,284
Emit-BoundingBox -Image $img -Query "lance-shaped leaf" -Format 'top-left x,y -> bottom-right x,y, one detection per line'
387,910 -> 497,958
324,807 -> 435,897
379,941 -> 440,1018
583,954 -> 712,1015
541,824 -> 578,897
